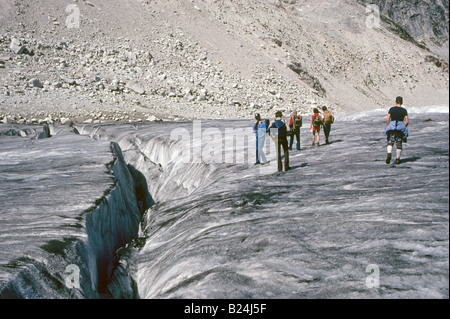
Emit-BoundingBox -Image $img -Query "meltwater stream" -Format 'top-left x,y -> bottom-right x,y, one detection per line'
0,105 -> 448,298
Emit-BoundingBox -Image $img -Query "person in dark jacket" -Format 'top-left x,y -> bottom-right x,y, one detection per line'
385,96 -> 409,164
269,111 -> 290,172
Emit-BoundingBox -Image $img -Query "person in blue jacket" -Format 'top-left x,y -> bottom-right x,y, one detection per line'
252,113 -> 269,165
385,96 -> 409,164
269,111 -> 290,172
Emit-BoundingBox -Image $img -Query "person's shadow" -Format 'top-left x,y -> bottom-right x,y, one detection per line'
289,163 -> 309,170
326,139 -> 344,145
399,156 -> 421,164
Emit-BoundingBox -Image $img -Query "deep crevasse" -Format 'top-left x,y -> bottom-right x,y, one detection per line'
83,142 -> 143,295
76,123 -> 227,298
0,136 -> 143,298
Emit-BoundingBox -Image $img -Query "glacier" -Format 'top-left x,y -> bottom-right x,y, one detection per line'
0,105 -> 448,299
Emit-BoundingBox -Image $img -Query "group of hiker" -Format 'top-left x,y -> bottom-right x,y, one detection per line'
253,96 -> 409,172
252,106 -> 335,172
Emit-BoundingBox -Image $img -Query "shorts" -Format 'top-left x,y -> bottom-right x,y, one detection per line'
387,131 -> 404,149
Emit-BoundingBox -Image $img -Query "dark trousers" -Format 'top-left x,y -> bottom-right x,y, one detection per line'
323,124 -> 332,143
277,136 -> 290,172
289,129 -> 300,150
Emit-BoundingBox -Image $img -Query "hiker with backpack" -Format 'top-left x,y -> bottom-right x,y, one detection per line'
321,106 -> 335,144
384,96 -> 409,165
288,110 -> 302,151
252,113 -> 269,165
269,111 -> 290,172
310,108 -> 323,146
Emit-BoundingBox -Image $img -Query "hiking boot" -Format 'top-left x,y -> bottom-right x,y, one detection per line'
254,162 -> 260,165
386,153 -> 392,164
395,158 -> 401,165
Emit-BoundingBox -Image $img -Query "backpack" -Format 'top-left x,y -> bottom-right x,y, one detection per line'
323,111 -> 334,125
294,116 -> 302,128
313,115 -> 323,127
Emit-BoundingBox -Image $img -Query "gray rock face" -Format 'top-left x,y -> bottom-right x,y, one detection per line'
359,0 -> 449,59
287,62 -> 327,98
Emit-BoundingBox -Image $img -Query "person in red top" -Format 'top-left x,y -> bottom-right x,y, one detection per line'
309,108 -> 323,146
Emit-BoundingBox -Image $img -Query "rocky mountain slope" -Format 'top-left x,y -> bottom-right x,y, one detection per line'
0,0 -> 448,123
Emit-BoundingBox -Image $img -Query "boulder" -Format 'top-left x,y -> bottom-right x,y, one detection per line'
37,124 -> 51,139
28,78 -> 43,88
10,38 -> 26,54
2,116 -> 15,124
126,81 -> 146,95
60,118 -> 73,126
60,76 -> 76,85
